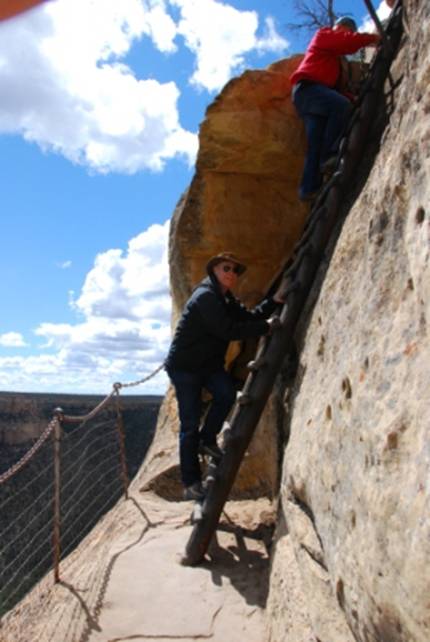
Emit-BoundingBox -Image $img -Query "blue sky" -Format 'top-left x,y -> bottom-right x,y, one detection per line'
0,0 -> 390,395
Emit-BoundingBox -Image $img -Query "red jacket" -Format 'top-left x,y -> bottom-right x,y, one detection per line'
290,28 -> 379,88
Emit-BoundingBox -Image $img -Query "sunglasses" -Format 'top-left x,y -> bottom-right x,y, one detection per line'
222,264 -> 241,274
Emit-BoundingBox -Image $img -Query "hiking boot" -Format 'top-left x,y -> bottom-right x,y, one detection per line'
199,442 -> 224,462
183,482 -> 205,501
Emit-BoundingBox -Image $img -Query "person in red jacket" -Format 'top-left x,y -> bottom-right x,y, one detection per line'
290,16 -> 380,201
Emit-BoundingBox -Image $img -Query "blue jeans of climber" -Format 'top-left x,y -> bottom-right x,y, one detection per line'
167,368 -> 236,487
293,81 -> 352,199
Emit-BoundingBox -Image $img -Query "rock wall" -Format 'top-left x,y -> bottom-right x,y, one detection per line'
139,55 -> 308,498
267,2 -> 430,640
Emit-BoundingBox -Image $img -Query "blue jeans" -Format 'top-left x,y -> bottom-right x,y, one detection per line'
167,368 -> 236,487
293,82 -> 352,198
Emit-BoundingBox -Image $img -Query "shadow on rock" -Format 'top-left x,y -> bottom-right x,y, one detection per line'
203,524 -> 272,609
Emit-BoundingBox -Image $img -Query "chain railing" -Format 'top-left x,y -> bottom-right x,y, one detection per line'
0,365 -> 164,615
0,420 -> 56,485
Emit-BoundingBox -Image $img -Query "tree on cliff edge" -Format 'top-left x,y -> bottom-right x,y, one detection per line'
287,0 -> 340,32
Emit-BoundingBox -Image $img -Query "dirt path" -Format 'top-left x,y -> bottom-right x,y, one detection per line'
1,492 -> 275,642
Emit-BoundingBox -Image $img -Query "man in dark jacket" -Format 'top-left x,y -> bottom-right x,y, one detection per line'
165,252 -> 283,500
290,16 -> 380,201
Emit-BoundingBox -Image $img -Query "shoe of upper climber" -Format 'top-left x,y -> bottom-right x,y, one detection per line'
183,481 -> 205,501
199,441 -> 224,462
320,155 -> 338,175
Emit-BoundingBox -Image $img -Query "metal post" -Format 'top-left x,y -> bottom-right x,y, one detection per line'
52,409 -> 63,583
114,387 -> 130,499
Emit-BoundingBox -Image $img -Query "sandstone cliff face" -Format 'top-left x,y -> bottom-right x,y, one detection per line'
267,2 -> 430,641
140,56 -> 308,498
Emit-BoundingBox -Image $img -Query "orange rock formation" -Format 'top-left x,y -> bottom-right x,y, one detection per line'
170,55 -> 308,321
141,56 -> 308,498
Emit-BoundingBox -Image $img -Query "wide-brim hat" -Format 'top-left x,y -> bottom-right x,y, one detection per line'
206,252 -> 247,276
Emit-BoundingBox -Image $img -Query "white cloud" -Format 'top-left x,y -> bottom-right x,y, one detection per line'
0,351 -> 168,394
146,3 -> 177,52
72,220 -> 170,320
0,0 -> 289,170
0,332 -> 27,347
0,0 -> 197,174
255,16 -> 290,54
172,0 -> 289,91
0,221 -> 172,394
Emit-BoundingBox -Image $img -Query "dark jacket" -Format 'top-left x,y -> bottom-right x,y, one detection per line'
165,276 -> 277,373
